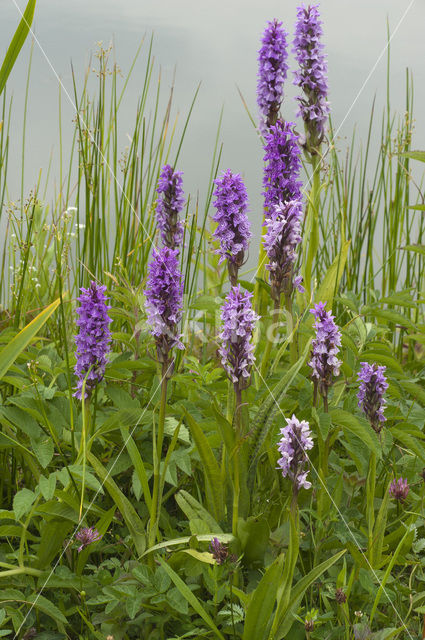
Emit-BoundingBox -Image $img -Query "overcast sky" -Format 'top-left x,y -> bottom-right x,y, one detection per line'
1,0 -> 423,238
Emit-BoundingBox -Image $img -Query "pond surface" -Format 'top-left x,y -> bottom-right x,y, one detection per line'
2,0 -> 425,248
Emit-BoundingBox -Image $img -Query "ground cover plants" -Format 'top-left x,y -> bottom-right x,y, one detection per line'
2,2 -> 425,639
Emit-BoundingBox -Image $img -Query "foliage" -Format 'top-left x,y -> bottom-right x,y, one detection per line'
1,13 -> 425,640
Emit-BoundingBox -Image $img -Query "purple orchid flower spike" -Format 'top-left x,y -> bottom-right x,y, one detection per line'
309,302 -> 341,410
74,281 -> 112,400
212,169 -> 251,286
263,198 -> 304,303
218,285 -> 259,394
293,3 -> 330,154
155,164 -> 185,250
144,246 -> 184,375
257,19 -> 289,130
277,414 -> 314,497
357,362 -> 388,434
263,119 -> 302,219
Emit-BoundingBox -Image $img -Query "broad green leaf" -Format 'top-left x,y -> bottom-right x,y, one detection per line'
391,427 -> 425,464
370,526 -> 414,624
399,380 -> 425,406
0,298 -> 60,381
371,482 -> 390,568
38,474 -> 56,501
401,244 -> 425,256
181,549 -> 215,564
315,240 -> 350,308
243,554 -> 284,640
237,517 -> 270,566
157,557 -> 225,640
88,452 -> 146,556
358,352 -> 403,374
176,490 -> 222,533
273,550 -> 346,638
249,339 -> 311,469
140,533 -> 234,558
0,0 -> 37,95
182,411 -> 224,522
36,519 -> 73,569
120,426 -> 152,511
330,409 -> 381,458
13,488 -> 36,521
31,436 -> 54,469
26,594 -> 67,625
361,306 -> 414,329
399,150 -> 425,163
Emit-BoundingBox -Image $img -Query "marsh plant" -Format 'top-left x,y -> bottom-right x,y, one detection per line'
1,3 -> 425,640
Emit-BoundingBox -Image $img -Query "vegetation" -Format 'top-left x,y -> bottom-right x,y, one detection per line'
1,6 -> 425,640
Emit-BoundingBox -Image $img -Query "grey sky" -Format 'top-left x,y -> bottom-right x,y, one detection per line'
1,0 -> 423,239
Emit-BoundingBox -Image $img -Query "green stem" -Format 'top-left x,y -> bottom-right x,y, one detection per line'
367,451 -> 377,559
232,387 -> 242,538
148,366 -> 168,550
284,292 -> 297,365
303,153 -> 321,297
79,389 -> 90,519
260,300 -> 279,379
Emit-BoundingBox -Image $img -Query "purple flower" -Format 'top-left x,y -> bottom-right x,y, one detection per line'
218,285 -> 258,391
155,164 -> 185,249
144,247 -> 184,365
257,19 -> 289,129
293,3 -> 330,153
389,477 -> 409,502
277,415 -> 313,491
263,199 -> 304,301
357,362 -> 388,433
209,537 -> 228,565
263,120 -> 302,218
212,170 -> 251,285
74,281 -> 112,400
75,527 -> 102,552
309,302 -> 341,405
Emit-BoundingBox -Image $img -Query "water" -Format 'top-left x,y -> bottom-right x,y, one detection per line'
2,0 -> 425,253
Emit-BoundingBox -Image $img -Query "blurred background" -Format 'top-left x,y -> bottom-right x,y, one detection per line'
1,0 -> 423,241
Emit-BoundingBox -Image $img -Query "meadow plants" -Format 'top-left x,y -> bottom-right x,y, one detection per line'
1,3 -> 425,640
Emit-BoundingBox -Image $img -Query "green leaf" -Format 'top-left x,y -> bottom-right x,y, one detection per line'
361,306 -> 414,329
88,452 -> 146,556
0,298 -> 60,381
358,351 -> 403,374
331,409 -> 381,459
371,482 -> 390,568
13,488 -> 36,521
370,526 -> 414,624
39,474 -> 56,501
140,533 -> 234,558
399,150 -> 425,163
249,339 -> 311,469
157,557 -> 225,640
182,411 -> 224,522
273,550 -> 346,638
26,593 -> 67,625
120,426 -> 152,511
176,490 -> 222,533
391,427 -> 425,463
399,380 -> 425,406
237,517 -> 270,566
31,436 -> 54,469
315,240 -> 350,308
242,554 -> 284,640
0,0 -> 37,95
